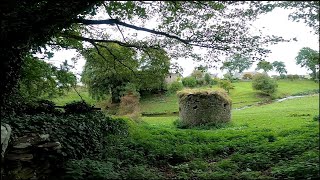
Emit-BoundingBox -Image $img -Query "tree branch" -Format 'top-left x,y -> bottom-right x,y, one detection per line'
74,18 -> 191,44
61,33 -> 160,49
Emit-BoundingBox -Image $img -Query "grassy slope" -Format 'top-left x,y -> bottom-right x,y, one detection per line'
140,80 -> 318,114
50,87 -> 101,106
125,95 -> 319,179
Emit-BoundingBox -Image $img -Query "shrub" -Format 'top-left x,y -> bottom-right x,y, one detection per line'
252,74 -> 278,95
196,78 -> 205,86
242,73 -> 253,80
182,77 -> 197,88
211,78 -> 220,85
2,112 -> 128,160
218,80 -> 234,93
18,99 -> 62,115
167,81 -> 183,94
286,74 -> 300,81
64,101 -> 94,114
204,73 -> 212,85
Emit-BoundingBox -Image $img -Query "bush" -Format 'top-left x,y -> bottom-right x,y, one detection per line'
286,74 -> 300,81
2,112 -> 128,160
211,78 -> 220,85
252,74 -> 278,95
218,80 -> 234,93
64,101 -> 95,114
242,73 -> 253,80
167,81 -> 184,94
182,77 -> 197,88
204,73 -> 212,85
196,78 -> 205,86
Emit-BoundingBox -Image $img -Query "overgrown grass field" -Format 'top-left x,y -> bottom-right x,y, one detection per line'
109,95 -> 319,179
49,79 -> 319,179
139,79 -> 318,114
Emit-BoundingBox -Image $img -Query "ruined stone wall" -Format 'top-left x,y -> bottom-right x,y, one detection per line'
178,89 -> 232,126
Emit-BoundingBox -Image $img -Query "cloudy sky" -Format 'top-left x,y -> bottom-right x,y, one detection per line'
45,7 -> 319,79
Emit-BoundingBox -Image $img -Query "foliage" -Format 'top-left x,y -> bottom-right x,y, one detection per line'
272,61 -> 287,75
19,54 -> 77,100
181,77 -> 197,88
295,47 -> 319,79
2,112 -> 128,160
242,73 -> 253,80
274,1 -> 319,35
220,53 -> 252,77
191,69 -> 204,79
81,44 -> 170,103
167,81 -> 184,94
252,73 -> 278,95
286,74 -> 300,81
218,80 -> 235,93
204,73 -> 212,85
271,150 -> 319,179
64,159 -> 119,180
256,60 -> 273,73
64,101 -> 95,114
196,78 -> 206,86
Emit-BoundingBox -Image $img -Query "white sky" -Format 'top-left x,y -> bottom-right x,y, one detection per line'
45,7 -> 319,79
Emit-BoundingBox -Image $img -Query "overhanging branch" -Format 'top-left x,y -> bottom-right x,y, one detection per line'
74,18 -> 191,44
61,34 -> 160,49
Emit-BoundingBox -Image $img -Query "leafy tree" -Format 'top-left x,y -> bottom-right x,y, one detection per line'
256,60 -> 273,73
196,65 -> 209,73
191,69 -> 204,80
272,61 -> 287,76
220,54 -> 252,78
252,73 -> 278,95
1,1 -> 297,113
81,43 -> 170,103
295,47 -> 319,79
218,80 -> 234,93
274,1 -> 319,35
19,54 -> 76,99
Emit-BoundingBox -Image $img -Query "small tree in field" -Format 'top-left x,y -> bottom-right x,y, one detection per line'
218,80 -> 234,93
252,74 -> 278,95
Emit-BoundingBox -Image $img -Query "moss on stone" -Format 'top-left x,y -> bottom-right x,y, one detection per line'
177,88 -> 232,126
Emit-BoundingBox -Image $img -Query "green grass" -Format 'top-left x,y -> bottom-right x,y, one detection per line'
140,80 -> 318,114
111,95 -> 319,179
50,87 -> 99,106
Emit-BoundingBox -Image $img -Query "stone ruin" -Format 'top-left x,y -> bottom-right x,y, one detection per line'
178,89 -> 232,126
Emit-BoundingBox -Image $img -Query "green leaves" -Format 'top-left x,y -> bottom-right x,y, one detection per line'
295,47 -> 319,79
18,54 -> 77,100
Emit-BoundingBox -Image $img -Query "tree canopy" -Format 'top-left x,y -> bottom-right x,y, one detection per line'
272,61 -> 287,76
81,43 -> 170,103
1,1 -> 318,113
295,47 -> 319,79
220,53 -> 252,77
256,60 -> 273,73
